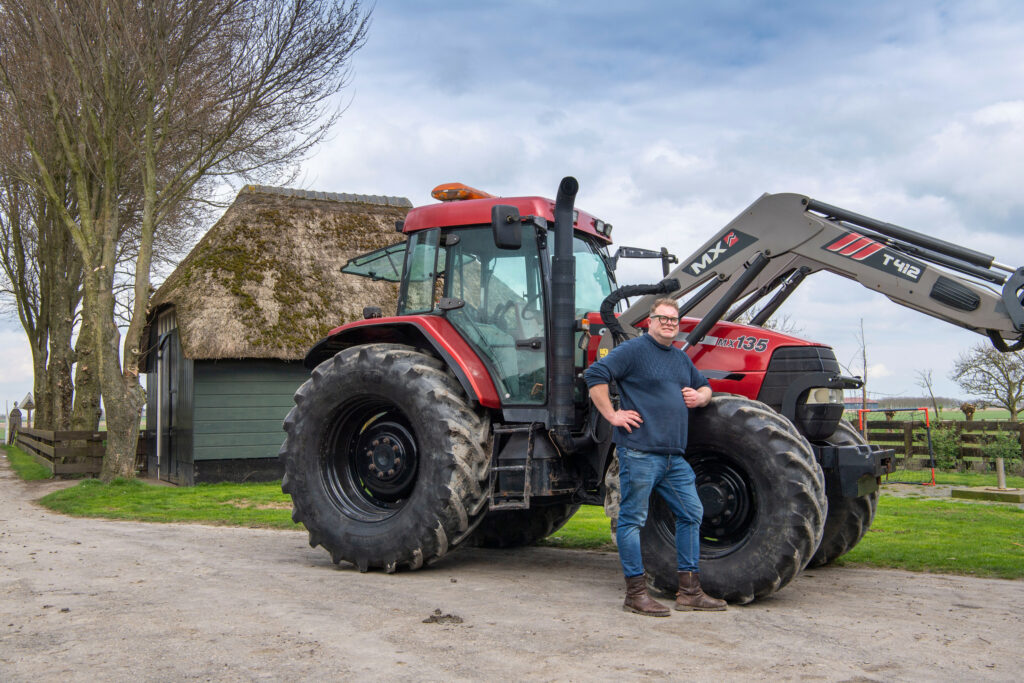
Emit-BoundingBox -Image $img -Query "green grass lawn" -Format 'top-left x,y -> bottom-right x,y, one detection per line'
837,496 -> 1024,580
38,478 -> 302,530
3,445 -> 54,480
539,506 -> 616,551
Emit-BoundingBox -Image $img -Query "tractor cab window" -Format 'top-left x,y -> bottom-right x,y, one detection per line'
398,229 -> 442,315
341,241 -> 406,283
572,237 -> 615,316
444,227 -> 546,405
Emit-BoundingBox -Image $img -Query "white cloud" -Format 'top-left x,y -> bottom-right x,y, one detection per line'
0,323 -> 34,405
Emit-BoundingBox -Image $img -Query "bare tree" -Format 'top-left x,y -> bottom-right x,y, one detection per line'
915,369 -> 942,419
734,308 -> 804,336
853,318 -> 868,409
0,126 -> 94,431
950,344 -> 1024,421
0,0 -> 370,479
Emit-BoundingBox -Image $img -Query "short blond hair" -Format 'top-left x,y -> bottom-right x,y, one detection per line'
649,297 -> 678,316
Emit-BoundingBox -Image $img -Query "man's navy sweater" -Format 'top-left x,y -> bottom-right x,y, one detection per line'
583,333 -> 709,455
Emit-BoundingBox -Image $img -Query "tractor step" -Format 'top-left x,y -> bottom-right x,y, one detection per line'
488,424 -> 538,511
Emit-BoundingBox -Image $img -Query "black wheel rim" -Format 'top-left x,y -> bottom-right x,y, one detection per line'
690,450 -> 756,558
648,449 -> 757,560
321,396 -> 419,521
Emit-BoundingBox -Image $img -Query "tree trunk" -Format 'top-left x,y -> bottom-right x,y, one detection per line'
71,313 -> 102,431
30,348 -> 50,429
101,385 -> 145,480
46,289 -> 76,431
87,269 -> 144,481
46,347 -> 73,430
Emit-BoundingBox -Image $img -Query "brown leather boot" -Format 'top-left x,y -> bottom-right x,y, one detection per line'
675,571 -> 727,611
623,575 -> 670,617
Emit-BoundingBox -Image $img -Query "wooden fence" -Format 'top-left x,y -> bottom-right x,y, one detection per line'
15,427 -> 147,476
861,419 -> 1024,472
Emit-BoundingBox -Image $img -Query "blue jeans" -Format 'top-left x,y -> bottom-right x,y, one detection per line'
616,446 -> 703,577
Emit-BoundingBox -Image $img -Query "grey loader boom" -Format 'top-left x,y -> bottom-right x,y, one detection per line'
620,192 -> 1024,352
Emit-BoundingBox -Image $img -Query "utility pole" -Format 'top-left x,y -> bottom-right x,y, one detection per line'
858,319 -> 868,409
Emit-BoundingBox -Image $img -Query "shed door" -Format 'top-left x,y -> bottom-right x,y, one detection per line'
157,328 -> 190,484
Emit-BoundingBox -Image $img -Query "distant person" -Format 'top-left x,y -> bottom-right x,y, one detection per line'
7,402 -> 22,445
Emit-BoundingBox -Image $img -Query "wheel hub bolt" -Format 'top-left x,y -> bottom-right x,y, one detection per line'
368,463 -> 377,472
387,469 -> 395,476
394,458 -> 401,466
372,439 -> 380,446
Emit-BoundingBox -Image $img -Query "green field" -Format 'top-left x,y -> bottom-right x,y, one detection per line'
847,408 -> 1014,422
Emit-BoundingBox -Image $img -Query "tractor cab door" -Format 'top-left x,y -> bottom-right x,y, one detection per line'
440,227 -> 548,405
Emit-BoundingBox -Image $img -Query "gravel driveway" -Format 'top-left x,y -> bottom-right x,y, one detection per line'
1,455 -> 1021,682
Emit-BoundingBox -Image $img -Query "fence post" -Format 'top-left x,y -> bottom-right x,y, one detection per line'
904,423 -> 914,463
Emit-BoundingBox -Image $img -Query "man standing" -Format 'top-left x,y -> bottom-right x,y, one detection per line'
584,298 -> 726,616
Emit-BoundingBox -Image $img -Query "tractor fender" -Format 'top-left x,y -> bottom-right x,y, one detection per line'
304,316 -> 501,409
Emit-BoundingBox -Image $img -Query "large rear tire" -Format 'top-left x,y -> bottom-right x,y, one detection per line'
466,503 -> 581,548
280,344 -> 491,572
640,395 -> 826,604
807,420 -> 879,567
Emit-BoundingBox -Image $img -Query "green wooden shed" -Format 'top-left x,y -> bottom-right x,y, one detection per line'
141,185 -> 410,484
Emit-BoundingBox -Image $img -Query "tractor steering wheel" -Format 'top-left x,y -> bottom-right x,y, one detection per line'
493,300 -> 526,338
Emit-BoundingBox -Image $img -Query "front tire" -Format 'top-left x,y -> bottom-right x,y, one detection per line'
807,420 -> 879,567
640,395 -> 826,604
280,344 -> 491,572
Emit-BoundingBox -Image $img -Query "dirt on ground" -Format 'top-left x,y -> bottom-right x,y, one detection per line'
1,458 -> 1022,682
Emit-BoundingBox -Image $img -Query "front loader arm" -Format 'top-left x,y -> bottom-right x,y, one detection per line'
620,192 -> 1024,351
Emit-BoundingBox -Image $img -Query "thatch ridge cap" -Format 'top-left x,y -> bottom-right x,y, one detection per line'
240,184 -> 413,208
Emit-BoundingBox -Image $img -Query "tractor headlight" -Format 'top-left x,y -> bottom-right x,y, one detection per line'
804,387 -> 845,405
796,386 -> 846,440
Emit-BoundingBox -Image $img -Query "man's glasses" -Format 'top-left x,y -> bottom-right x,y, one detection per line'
650,314 -> 680,325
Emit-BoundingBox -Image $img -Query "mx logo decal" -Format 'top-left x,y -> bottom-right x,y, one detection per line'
686,229 -> 756,275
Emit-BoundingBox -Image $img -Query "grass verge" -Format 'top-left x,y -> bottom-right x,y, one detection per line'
39,478 -> 301,530
4,446 -> 54,480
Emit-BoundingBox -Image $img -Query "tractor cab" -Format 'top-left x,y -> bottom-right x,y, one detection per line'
341,183 -> 617,411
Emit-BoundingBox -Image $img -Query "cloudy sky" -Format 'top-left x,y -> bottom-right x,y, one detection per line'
4,0 -> 1024,407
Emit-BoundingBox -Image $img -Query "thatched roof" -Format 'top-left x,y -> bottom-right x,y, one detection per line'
150,185 -> 411,361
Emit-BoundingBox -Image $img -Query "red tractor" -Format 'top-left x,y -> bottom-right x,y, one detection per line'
280,177 -> 1024,603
